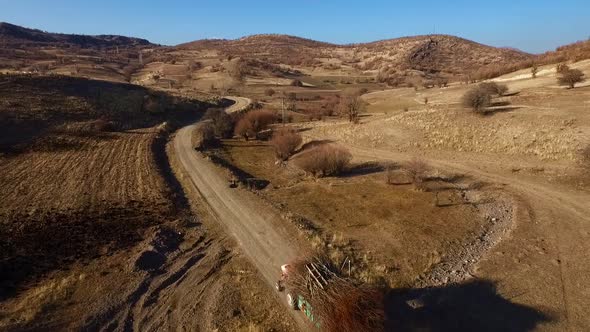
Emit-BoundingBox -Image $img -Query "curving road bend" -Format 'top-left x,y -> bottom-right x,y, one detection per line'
223,96 -> 251,113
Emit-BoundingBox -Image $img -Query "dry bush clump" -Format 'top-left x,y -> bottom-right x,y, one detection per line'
270,127 -> 302,161
234,109 -> 276,140
203,108 -> 235,138
404,157 -> 430,190
295,144 -> 352,177
558,68 -> 585,88
462,86 -> 492,113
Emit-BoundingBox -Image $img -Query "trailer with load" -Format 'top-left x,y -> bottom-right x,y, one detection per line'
276,257 -> 385,332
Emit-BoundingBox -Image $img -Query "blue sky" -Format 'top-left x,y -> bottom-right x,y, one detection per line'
1,0 -> 588,53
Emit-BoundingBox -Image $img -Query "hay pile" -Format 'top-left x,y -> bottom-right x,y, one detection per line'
285,257 -> 385,332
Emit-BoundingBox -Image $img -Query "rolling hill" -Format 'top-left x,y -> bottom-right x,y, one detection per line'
0,22 -> 153,48
178,33 -> 533,75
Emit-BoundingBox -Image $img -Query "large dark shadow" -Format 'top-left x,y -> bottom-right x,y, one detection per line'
343,161 -> 390,178
384,279 -> 551,332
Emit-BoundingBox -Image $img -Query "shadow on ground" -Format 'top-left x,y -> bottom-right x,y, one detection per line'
384,279 -> 551,332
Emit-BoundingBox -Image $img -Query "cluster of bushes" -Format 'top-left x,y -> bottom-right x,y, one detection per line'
462,82 -> 508,113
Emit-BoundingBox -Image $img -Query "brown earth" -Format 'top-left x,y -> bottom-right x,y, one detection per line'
0,76 -> 297,331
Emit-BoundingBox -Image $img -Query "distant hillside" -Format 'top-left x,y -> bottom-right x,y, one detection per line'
0,22 -> 153,48
178,33 -> 533,75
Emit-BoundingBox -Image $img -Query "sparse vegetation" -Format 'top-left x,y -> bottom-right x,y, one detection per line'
270,127 -> 302,161
295,144 -> 352,177
558,68 -> 585,88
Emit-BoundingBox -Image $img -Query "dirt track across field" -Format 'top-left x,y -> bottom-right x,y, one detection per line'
173,101 -> 308,330
303,126 -> 590,331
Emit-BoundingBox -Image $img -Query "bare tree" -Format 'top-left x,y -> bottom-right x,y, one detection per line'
558,69 -> 585,89
338,89 -> 366,123
531,63 -> 539,78
404,157 -> 430,190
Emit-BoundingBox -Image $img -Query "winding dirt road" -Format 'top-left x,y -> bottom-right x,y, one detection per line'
173,99 -> 308,330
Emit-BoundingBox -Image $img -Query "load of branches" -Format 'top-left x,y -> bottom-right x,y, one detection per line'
285,256 -> 385,332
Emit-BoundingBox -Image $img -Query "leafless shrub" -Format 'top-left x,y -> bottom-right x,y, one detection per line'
406,76 -> 423,91
264,88 -> 276,97
270,128 -> 302,161
531,64 -> 539,78
295,144 -> 352,177
291,79 -> 304,87
234,109 -> 276,140
404,157 -> 430,190
462,86 -> 492,113
435,76 -> 449,88
558,68 -> 585,88
338,89 -> 366,123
